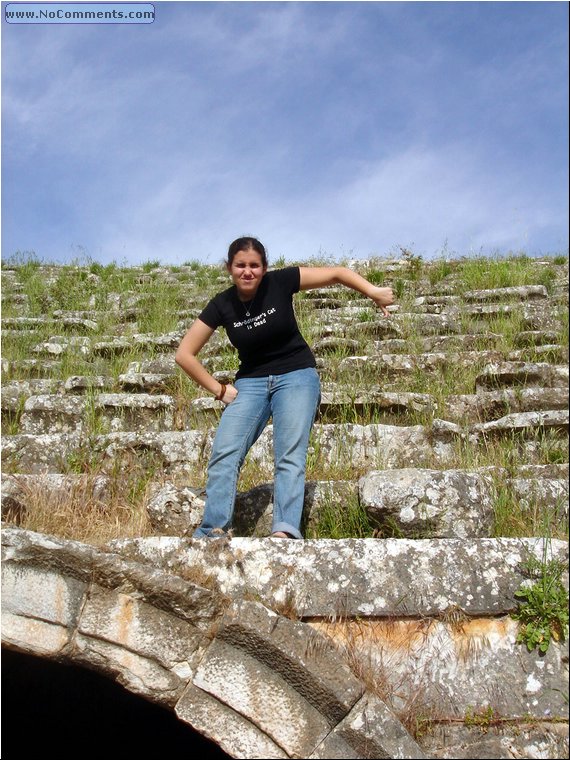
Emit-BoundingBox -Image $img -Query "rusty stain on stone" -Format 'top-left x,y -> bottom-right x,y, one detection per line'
115,593 -> 135,644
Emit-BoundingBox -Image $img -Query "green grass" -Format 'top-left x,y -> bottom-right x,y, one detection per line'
457,254 -> 564,293
307,491 -> 374,539
512,545 -> 569,653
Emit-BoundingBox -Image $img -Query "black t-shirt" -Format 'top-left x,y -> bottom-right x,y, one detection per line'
198,267 -> 316,379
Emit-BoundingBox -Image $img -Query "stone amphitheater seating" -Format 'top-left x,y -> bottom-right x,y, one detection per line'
1,258 -> 568,758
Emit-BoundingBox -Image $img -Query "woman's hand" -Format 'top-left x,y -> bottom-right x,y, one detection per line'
370,286 -> 395,316
221,384 -> 238,405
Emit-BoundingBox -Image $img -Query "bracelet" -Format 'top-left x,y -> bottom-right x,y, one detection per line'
215,383 -> 226,401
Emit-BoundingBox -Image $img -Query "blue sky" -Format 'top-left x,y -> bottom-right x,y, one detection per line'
2,1 -> 568,265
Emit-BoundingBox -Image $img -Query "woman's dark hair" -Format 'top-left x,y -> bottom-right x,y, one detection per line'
226,237 -> 268,268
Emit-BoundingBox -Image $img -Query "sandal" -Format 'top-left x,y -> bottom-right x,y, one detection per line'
271,531 -> 294,538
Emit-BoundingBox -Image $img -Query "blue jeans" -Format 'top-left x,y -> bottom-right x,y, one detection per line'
194,367 -> 321,538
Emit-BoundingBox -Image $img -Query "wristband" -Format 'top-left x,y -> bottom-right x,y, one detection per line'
215,383 -> 227,401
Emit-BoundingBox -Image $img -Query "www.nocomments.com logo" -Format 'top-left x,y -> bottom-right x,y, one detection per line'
4,3 -> 155,24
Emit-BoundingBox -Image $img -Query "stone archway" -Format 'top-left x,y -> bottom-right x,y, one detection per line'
1,526 -> 426,759
1,648 -> 230,757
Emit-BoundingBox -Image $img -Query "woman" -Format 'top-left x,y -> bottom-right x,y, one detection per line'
175,237 -> 394,539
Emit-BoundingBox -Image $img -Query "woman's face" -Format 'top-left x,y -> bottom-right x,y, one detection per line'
227,249 -> 267,299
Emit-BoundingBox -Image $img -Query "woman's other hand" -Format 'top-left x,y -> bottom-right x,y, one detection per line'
370,286 -> 395,316
222,384 -> 238,405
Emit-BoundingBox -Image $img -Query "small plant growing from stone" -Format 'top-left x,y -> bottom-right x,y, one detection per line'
511,552 -> 569,653
464,704 -> 496,733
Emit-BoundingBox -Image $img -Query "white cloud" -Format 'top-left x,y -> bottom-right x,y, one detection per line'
2,1 -> 567,263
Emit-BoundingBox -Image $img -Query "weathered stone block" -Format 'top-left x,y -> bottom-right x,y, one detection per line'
95,393 -> 175,433
20,395 -> 86,434
176,683 -> 288,758
320,390 -> 433,418
132,331 -> 185,350
475,361 -> 569,391
192,633 -> 336,757
218,600 -> 364,721
464,285 -> 548,302
359,468 -> 494,538
118,372 -> 173,392
108,536 -> 569,619
311,615 -> 569,720
313,337 -> 360,355
421,722 -> 569,760
73,634 -> 185,705
444,387 -> 569,423
77,585 -> 206,670
1,527 -> 227,629
1,432 -> 83,472
98,430 -> 209,472
1,562 -> 87,654
1,380 -> 63,414
64,375 -> 114,393
309,692 -> 427,759
147,482 -> 206,535
471,410 -> 569,438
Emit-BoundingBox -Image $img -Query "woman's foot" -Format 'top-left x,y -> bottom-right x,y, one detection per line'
208,528 -> 233,538
271,531 -> 294,538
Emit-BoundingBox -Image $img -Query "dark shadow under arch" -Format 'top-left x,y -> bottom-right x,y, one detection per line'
1,648 -> 230,758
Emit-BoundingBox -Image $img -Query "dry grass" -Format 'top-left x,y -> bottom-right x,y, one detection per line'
2,472 -> 154,545
311,615 -> 445,740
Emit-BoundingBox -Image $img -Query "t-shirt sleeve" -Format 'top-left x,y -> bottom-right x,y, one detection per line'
273,266 -> 301,294
198,297 -> 223,329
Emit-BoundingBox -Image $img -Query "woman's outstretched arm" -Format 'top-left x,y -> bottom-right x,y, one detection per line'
299,266 -> 394,316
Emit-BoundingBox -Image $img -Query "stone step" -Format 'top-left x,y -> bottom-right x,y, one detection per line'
1,358 -> 63,377
32,336 -> 92,357
64,376 -> 117,393
312,337 -> 360,356
507,344 -> 568,362
2,380 -> 65,412
338,350 -> 504,374
144,470 -> 567,540
470,409 -> 569,437
514,330 -> 562,346
117,372 -> 174,393
144,479 -> 358,538
386,302 -> 560,332
3,414 -> 568,476
4,457 -> 567,538
126,357 -> 178,374
444,387 -> 569,423
18,393 -> 175,435
107,532 -> 569,617
463,285 -> 549,302
418,333 -> 504,351
312,312 -> 460,337
359,468 -> 567,539
186,390 -> 435,424
29,331 -> 185,359
475,361 -> 569,390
